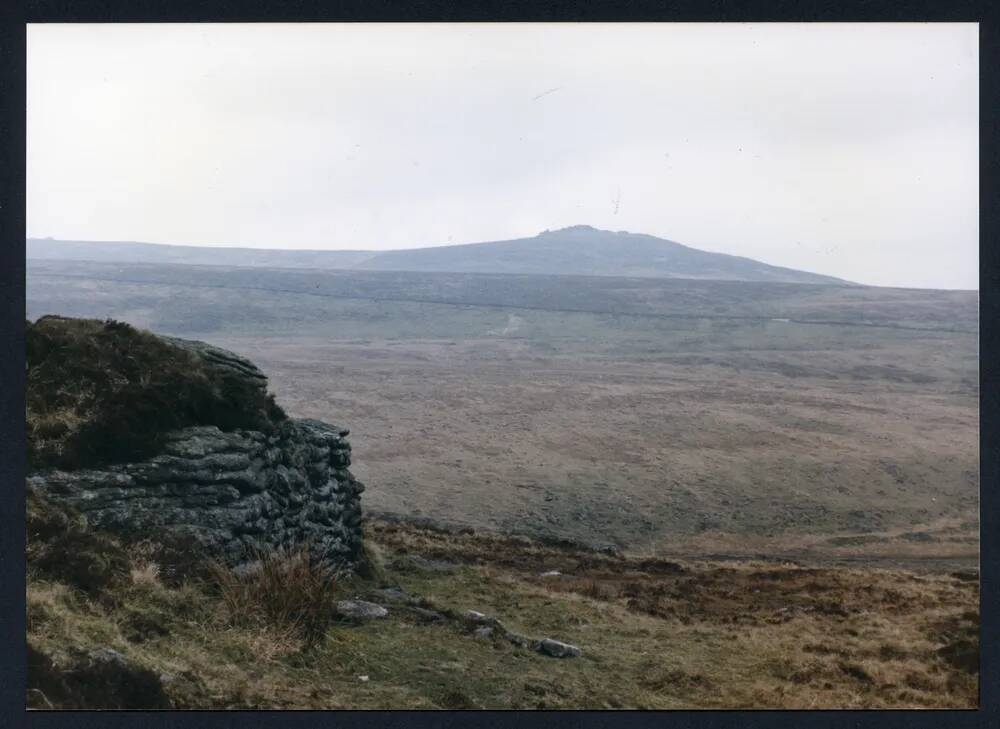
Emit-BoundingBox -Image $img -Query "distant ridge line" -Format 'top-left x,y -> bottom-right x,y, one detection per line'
27,225 -> 849,285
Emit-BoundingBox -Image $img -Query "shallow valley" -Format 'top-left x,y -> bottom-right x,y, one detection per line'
27,261 -> 980,567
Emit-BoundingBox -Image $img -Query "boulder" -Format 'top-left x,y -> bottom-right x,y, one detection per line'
464,610 -> 490,623
537,638 -> 582,658
408,607 -> 446,623
371,587 -> 411,603
335,600 -> 389,621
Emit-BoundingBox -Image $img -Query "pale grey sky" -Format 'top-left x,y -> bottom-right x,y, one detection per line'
27,23 -> 978,289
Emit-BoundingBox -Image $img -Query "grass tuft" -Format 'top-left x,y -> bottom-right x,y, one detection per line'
207,547 -> 343,647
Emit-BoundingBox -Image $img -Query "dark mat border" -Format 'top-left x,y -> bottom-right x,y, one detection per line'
1,2 -> 995,728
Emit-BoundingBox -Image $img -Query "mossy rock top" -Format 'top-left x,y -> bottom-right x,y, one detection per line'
27,316 -> 286,471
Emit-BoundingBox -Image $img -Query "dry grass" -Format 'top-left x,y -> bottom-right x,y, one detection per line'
26,486 -> 131,596
365,519 -> 980,709
129,562 -> 162,589
26,517 -> 979,709
207,547 -> 343,648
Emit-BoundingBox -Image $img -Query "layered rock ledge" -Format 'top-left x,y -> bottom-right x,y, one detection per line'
26,317 -> 366,570
28,419 -> 364,568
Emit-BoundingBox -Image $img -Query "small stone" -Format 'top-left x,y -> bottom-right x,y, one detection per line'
410,607 -> 445,623
539,570 -> 562,578
538,638 -> 581,658
504,631 -> 533,648
357,675 -> 369,682
335,600 -> 388,620
89,648 -> 127,666
372,587 -> 410,603
464,610 -> 490,623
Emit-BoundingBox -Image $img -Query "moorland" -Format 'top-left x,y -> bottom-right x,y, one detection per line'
26,258 -> 979,569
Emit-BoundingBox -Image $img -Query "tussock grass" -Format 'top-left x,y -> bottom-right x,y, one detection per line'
207,547 -> 343,647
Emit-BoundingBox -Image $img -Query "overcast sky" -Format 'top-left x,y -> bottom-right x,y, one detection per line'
27,23 -> 978,289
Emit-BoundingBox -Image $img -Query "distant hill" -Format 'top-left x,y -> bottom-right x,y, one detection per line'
27,226 -> 848,284
354,226 -> 848,284
25,237 -> 376,270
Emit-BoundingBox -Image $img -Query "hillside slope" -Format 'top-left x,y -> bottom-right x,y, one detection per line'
356,226 -> 848,284
27,507 -> 979,709
28,226 -> 847,284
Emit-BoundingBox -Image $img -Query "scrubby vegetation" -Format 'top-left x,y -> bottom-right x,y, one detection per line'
26,316 -> 285,470
26,486 -> 131,597
26,495 -> 979,710
207,547 -> 342,649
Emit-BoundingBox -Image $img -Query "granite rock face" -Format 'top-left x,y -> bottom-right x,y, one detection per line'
28,418 -> 364,569
27,332 -> 366,571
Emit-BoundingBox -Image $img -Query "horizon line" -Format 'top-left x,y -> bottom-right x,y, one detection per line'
25,232 -> 978,292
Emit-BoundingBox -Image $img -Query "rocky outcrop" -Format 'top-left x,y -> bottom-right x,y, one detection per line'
27,326 -> 366,571
28,418 -> 364,569
162,335 -> 271,390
